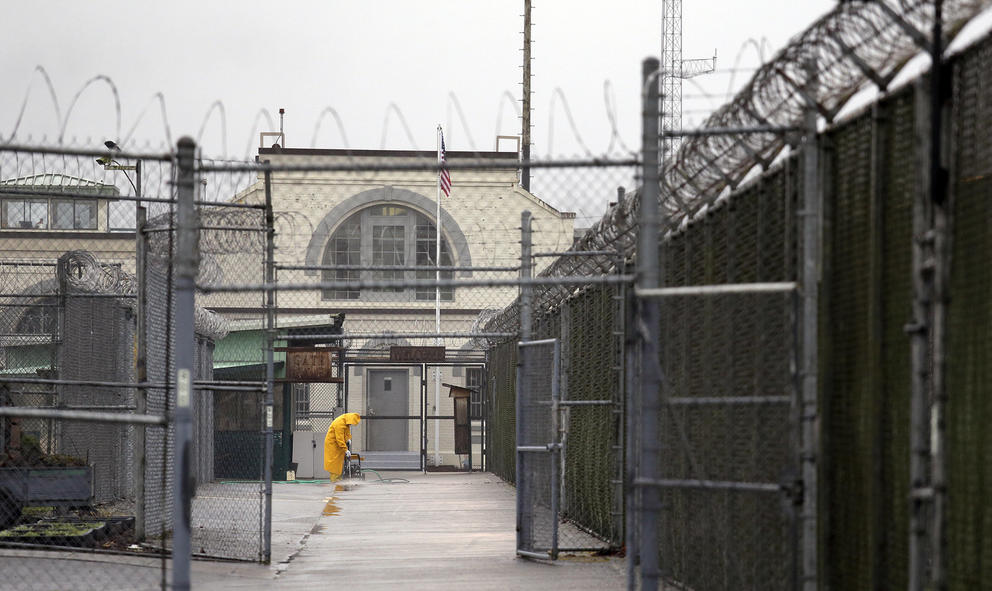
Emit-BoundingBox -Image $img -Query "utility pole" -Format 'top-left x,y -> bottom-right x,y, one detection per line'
521,0 -> 533,191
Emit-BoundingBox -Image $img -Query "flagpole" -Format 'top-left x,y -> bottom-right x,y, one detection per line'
434,125 -> 442,467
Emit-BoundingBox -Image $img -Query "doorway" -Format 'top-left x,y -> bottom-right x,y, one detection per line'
366,369 -> 409,451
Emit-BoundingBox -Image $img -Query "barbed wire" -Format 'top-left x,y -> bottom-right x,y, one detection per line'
3,69 -> 642,159
58,76 -> 121,146
446,92 -> 479,151
44,250 -> 230,341
5,66 -> 61,144
310,107 -> 352,150
494,91 -> 523,143
57,250 -> 136,296
484,0 -> 991,336
379,102 -> 420,150
195,101 -> 228,159
121,92 -> 173,149
666,0 -> 988,221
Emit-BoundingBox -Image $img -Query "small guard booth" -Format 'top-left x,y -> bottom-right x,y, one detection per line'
443,382 -> 474,472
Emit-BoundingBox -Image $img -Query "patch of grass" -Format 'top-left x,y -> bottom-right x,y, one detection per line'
21,506 -> 55,517
0,521 -> 105,538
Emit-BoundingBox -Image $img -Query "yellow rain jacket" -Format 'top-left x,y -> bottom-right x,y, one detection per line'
323,412 -> 361,481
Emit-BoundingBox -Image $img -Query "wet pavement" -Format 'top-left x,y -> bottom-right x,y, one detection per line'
0,471 -> 626,590
198,470 -> 626,590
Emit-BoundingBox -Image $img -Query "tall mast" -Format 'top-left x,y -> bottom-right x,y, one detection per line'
521,0 -> 533,190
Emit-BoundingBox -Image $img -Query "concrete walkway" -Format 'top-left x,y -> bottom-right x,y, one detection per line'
0,471 -> 625,589
194,470 -> 626,590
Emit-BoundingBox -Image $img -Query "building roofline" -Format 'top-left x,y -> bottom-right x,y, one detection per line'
0,173 -> 117,191
257,147 -> 516,159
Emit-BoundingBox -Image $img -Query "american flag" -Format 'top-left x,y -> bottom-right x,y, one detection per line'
439,133 -> 451,197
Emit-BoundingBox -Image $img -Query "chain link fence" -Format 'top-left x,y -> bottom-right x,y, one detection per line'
637,18 -> 990,590
0,149 -> 175,589
485,9 -> 992,588
176,192 -> 269,562
0,144 -> 268,588
654,165 -> 799,589
2,3 -> 992,587
515,338 -> 559,558
484,160 -> 634,557
190,149 -> 636,560
944,32 -> 992,589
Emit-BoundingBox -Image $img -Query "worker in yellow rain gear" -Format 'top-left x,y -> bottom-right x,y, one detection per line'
324,412 -> 361,481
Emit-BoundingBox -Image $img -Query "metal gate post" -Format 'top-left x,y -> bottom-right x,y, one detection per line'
516,210 -> 533,554
637,56 -> 662,591
624,280 -> 638,590
421,362 -> 427,472
173,136 -> 199,591
908,28 -> 953,584
263,169 -> 275,564
613,250 -> 627,549
134,205 -> 147,542
928,6 -> 951,587
559,301 -> 570,523
799,61 -> 821,591
908,77 -> 934,591
550,339 -> 561,560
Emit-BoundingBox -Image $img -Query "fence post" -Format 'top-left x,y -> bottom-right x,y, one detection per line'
908,77 -> 934,591
637,56 -> 662,591
173,136 -> 199,591
521,211 -> 532,342
516,210 -> 533,553
623,261 -> 639,591
612,248 -> 627,548
134,204 -> 147,542
559,300 -> 570,519
928,3 -> 951,586
263,168 -> 275,564
867,101 -> 888,589
799,60 -> 820,591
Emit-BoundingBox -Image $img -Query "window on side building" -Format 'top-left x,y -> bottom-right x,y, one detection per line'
1,199 -> 49,229
52,199 -> 97,230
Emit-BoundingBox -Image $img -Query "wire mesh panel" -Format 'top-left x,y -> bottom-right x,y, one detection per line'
516,338 -> 559,559
556,284 -> 623,550
488,339 -> 518,483
0,148 -> 177,589
656,290 -> 798,591
651,155 -> 801,589
945,35 -> 992,591
191,165 -> 272,562
0,143 -> 267,580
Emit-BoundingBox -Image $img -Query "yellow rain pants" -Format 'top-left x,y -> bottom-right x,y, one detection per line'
323,412 -> 361,481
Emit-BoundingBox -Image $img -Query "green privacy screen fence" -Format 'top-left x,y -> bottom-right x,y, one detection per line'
483,28 -> 992,589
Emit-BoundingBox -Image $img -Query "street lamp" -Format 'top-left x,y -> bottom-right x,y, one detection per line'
99,139 -> 148,542
97,140 -> 141,196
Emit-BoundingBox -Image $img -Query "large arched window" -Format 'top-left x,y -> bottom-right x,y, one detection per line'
321,205 -> 454,301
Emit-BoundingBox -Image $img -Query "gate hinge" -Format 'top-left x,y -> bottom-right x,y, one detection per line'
782,478 -> 805,506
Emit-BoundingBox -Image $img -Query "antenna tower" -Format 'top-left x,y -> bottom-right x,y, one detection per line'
661,0 -> 716,156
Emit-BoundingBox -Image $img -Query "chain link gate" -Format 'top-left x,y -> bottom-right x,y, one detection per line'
515,338 -> 560,560
640,283 -> 802,590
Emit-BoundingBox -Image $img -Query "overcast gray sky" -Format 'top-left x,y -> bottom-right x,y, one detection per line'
2,1 -> 836,161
